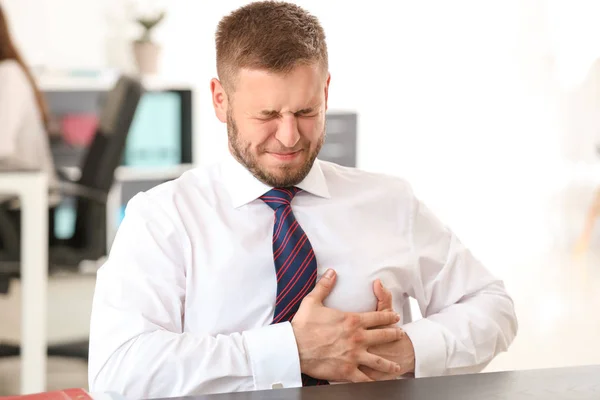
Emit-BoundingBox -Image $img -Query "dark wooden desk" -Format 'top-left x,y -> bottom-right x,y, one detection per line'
169,365 -> 600,400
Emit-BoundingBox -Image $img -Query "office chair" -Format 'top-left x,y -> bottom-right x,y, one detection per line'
0,75 -> 144,360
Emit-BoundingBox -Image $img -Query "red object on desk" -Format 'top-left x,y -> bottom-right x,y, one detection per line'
1,388 -> 92,400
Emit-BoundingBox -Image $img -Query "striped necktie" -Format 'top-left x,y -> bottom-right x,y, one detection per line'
261,187 -> 329,387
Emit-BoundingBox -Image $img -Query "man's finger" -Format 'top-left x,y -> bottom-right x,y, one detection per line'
348,368 -> 374,383
358,352 -> 402,375
359,365 -> 399,382
359,310 -> 400,328
374,279 -> 393,312
364,327 -> 405,346
305,269 -> 336,304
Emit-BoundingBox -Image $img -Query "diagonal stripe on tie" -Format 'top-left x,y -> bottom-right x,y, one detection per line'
273,208 -> 293,241
275,233 -> 307,277
274,221 -> 301,259
273,238 -> 308,280
275,249 -> 315,304
273,268 -> 317,323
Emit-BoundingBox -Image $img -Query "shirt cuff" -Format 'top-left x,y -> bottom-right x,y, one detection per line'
402,318 -> 447,378
243,322 -> 302,390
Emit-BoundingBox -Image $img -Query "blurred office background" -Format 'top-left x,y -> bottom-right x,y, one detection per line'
1,0 -> 600,395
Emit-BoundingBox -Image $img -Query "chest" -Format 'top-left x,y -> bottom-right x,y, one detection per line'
182,199 -> 414,335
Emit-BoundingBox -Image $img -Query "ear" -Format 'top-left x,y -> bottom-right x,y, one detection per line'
211,78 -> 228,123
324,72 -> 331,111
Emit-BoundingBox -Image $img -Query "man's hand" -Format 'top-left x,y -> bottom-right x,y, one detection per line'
291,269 -> 405,383
358,279 -> 416,381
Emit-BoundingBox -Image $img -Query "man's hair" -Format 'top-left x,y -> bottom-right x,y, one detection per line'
215,1 -> 328,91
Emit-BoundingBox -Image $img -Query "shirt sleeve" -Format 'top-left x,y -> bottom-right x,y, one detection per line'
88,192 -> 302,399
401,187 -> 518,377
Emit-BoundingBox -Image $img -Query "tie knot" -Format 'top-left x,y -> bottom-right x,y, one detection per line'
260,187 -> 301,210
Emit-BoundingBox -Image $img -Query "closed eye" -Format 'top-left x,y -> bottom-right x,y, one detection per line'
257,111 -> 280,121
295,108 -> 319,117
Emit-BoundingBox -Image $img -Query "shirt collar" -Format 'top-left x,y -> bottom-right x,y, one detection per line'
222,151 -> 331,209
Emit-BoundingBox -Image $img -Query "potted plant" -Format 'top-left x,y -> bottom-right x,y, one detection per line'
132,10 -> 165,74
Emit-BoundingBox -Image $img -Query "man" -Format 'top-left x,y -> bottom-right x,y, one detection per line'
88,2 -> 518,398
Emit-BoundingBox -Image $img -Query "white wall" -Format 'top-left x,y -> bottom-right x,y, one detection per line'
3,0 -> 600,267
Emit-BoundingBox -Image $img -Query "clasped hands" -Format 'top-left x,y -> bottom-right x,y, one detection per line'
291,269 -> 416,383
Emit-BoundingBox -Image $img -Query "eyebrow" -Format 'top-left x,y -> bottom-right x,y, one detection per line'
295,107 -> 316,114
259,110 -> 280,117
257,106 -> 319,117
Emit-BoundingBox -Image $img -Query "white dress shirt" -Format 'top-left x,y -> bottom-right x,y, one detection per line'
88,153 -> 518,398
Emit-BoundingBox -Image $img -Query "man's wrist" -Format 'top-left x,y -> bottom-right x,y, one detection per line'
402,318 -> 447,377
290,319 -> 308,375
399,331 -> 416,374
243,322 -> 303,389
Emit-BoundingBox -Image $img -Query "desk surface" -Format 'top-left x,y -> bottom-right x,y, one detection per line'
172,365 -> 600,400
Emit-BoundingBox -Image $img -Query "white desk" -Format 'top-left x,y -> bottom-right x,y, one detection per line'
0,171 -> 49,394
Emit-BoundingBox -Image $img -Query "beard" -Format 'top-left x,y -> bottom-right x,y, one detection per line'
227,109 -> 325,188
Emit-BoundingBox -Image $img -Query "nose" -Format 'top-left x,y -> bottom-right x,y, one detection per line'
275,114 -> 300,148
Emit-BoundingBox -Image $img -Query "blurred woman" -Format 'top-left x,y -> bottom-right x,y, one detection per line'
0,4 -> 58,198
0,5 -> 60,287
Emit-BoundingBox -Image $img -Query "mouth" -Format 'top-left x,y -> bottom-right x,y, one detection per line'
266,150 -> 303,161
